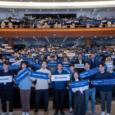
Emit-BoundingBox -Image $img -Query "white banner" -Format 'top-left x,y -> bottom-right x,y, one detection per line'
12,59 -> 23,65
67,53 -> 75,57
75,64 -> 85,68
0,76 -> 12,83
10,58 -> 15,62
58,54 -> 63,57
51,74 -> 70,81
111,55 -> 115,59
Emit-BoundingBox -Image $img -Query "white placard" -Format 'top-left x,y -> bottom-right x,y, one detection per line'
51,74 -> 70,81
10,58 -> 15,62
32,54 -> 37,57
5,46 -> 11,49
7,50 -> 14,52
2,44 -> 8,46
111,55 -> 115,59
74,64 -> 85,68
85,54 -> 91,57
106,62 -> 114,67
67,53 -> 75,57
0,76 -> 12,83
58,54 -> 63,57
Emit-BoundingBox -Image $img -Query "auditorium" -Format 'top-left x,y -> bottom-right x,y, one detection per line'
0,0 -> 115,115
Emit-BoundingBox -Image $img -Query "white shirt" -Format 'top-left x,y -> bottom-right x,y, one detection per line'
31,68 -> 51,90
79,60 -> 82,64
72,79 -> 89,94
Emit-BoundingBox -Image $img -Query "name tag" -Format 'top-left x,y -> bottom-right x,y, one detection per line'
51,74 -> 70,81
0,76 -> 12,83
75,64 -> 85,68
30,71 -> 49,79
92,79 -> 115,86
70,80 -> 89,88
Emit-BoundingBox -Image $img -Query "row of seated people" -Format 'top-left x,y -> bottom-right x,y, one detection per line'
1,15 -> 115,28
1,21 -> 115,28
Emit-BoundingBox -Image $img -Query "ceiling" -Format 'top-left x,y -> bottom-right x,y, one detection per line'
0,0 -> 115,9
1,0 -> 114,2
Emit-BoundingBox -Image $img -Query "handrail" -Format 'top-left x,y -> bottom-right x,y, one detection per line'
0,24 -> 114,29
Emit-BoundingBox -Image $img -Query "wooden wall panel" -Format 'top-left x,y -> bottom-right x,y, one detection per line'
0,28 -> 115,37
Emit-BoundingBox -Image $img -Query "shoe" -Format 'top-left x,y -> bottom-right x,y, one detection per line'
1,113 -> 6,115
100,112 -> 105,115
69,108 -> 72,114
34,112 -> 38,115
85,111 -> 88,115
107,113 -> 110,115
25,113 -> 29,115
9,112 -> 13,115
91,111 -> 97,115
22,112 -> 25,115
44,112 -> 48,115
60,111 -> 65,115
54,111 -> 58,115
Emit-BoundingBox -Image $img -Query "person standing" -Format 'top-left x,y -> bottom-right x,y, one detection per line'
96,63 -> 114,115
52,63 -> 68,115
83,61 -> 96,115
67,64 -> 75,114
31,60 -> 51,115
72,71 -> 88,115
17,61 -> 31,115
0,61 -> 14,115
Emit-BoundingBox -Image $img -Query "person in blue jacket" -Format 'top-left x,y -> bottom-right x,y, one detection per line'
96,63 -> 114,115
52,62 -> 68,115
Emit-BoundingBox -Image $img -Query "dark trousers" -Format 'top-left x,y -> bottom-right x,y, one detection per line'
20,89 -> 31,112
100,91 -> 112,113
54,89 -> 65,112
1,88 -> 13,112
34,89 -> 49,112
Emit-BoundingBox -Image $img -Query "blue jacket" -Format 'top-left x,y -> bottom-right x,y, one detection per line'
52,70 -> 68,89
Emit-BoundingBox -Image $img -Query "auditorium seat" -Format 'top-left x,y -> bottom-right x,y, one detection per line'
1,21 -> 5,28
70,23 -> 75,28
57,24 -> 62,28
99,23 -> 103,28
112,22 -> 115,27
8,22 -> 13,28
107,21 -> 112,27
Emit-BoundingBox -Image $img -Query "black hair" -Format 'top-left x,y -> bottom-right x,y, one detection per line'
98,63 -> 105,67
21,61 -> 28,67
42,60 -> 48,64
69,63 -> 74,67
3,61 -> 9,65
